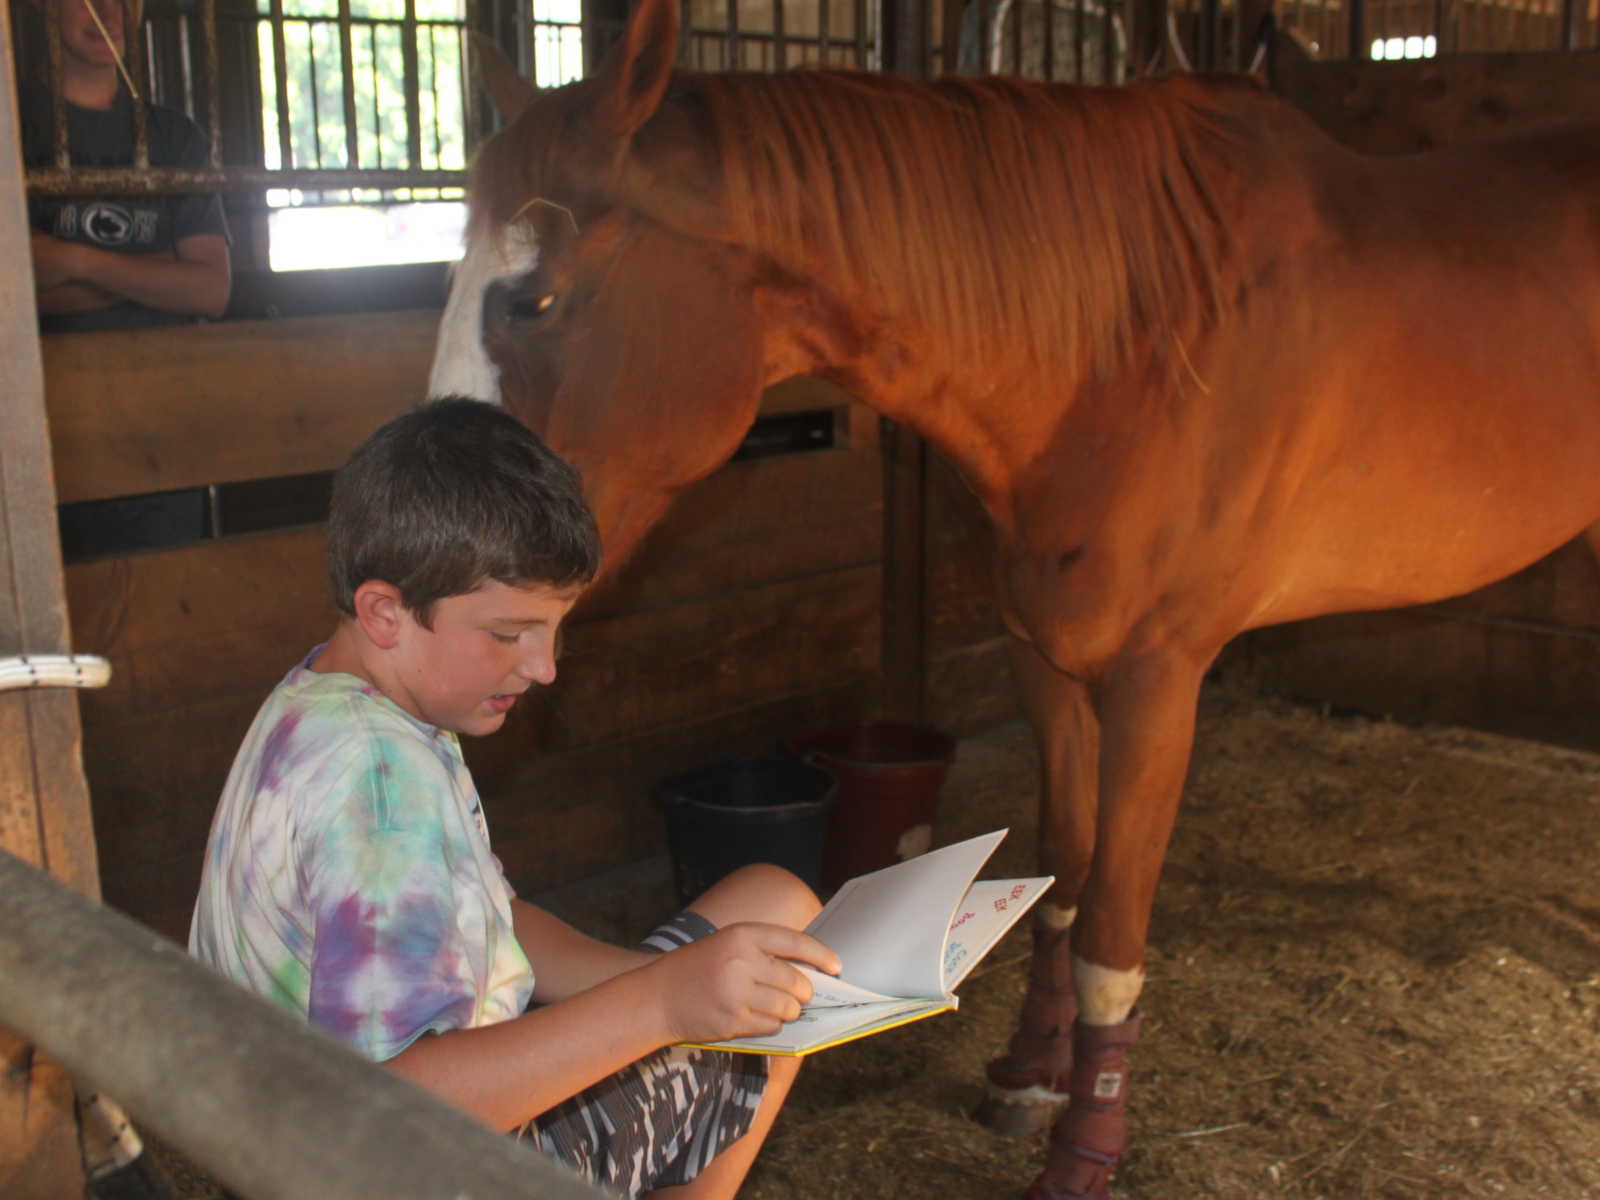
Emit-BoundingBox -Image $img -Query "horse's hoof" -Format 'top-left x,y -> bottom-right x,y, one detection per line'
975,1082 -> 1069,1137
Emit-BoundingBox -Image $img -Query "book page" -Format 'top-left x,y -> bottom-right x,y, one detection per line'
941,876 -> 1054,991
794,964 -> 901,1008
804,830 -> 1006,999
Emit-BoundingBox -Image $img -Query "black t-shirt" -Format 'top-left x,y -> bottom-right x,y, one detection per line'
20,80 -> 231,332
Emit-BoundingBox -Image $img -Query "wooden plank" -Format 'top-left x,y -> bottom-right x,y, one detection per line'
1273,47 -> 1600,155
65,449 -> 881,718
584,445 -> 881,615
1229,606 -> 1600,754
0,3 -> 96,1185
42,310 -> 436,504
926,635 -> 1019,738
924,447 -> 1005,655
880,421 -> 927,722
43,320 -> 866,507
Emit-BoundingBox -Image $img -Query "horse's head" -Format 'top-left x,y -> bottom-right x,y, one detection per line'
429,0 -> 782,573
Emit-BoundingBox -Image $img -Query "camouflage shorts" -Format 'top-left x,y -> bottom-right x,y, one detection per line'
518,911 -> 770,1198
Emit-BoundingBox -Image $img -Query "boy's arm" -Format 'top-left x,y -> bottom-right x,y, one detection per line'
510,897 -> 652,1003
384,920 -> 838,1133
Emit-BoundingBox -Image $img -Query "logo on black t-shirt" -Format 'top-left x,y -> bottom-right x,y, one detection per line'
82,202 -> 135,246
53,201 -> 158,248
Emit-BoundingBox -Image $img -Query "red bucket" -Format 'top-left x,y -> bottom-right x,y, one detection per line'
787,721 -> 956,890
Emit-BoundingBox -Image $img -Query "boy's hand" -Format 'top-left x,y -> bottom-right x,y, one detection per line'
649,922 -> 841,1045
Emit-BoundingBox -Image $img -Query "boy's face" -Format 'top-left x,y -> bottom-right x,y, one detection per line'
385,579 -> 582,737
56,0 -> 128,69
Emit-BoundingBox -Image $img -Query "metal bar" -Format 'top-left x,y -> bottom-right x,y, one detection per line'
200,0 -> 221,168
428,27 -> 443,170
877,0 -> 929,724
46,0 -> 68,168
725,0 -> 740,69
1349,0 -> 1366,56
1011,0 -> 1024,71
25,165 -> 469,195
1042,0 -> 1055,79
339,0 -> 361,169
370,26 -> 383,166
1074,0 -> 1085,79
855,0 -> 868,67
307,20 -> 325,168
774,0 -> 788,68
0,849 -> 607,1200
818,0 -> 831,63
132,8 -> 149,167
1103,0 -> 1116,77
270,0 -> 294,168
403,0 -> 423,169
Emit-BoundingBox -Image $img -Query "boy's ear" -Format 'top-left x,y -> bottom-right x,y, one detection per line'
352,580 -> 408,649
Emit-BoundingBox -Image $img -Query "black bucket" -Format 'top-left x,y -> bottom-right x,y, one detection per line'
656,756 -> 838,906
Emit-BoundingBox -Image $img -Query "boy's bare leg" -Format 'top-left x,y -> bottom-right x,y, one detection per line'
686,862 -> 823,932
645,1054 -> 801,1200
647,863 -> 819,1198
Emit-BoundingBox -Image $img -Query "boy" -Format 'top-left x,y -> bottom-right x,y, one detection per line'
190,398 -> 838,1198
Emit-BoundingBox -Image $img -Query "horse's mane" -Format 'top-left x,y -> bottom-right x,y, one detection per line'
684,69 -> 1271,381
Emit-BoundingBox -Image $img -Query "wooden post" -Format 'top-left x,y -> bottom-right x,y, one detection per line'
0,4 -> 101,1189
0,850 -> 608,1200
878,0 -> 929,724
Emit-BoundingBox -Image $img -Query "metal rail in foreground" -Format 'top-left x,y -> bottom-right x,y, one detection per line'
0,846 -> 606,1200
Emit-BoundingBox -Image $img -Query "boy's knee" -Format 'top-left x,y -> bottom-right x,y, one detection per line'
693,863 -> 822,930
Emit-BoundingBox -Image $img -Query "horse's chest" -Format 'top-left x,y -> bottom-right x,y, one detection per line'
995,452 -> 1195,675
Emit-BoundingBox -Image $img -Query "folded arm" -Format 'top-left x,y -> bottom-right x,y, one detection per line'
31,230 -> 230,318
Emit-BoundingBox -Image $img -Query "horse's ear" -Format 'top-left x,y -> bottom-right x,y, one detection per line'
470,31 -> 536,124
591,0 -> 679,137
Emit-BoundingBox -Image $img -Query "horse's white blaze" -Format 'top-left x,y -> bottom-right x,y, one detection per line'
427,223 -> 541,403
1073,956 -> 1144,1026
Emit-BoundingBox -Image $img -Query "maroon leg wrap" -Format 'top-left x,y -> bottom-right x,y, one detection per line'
978,922 -> 1078,1137
985,922 -> 1078,1093
1026,1013 -> 1141,1200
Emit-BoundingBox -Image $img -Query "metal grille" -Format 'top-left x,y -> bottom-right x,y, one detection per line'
1168,0 -> 1598,67
21,0 -> 1599,203
954,0 -> 1127,82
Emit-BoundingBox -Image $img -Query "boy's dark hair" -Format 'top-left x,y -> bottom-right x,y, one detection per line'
328,397 -> 601,625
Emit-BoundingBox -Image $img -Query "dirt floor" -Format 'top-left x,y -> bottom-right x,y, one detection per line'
150,679 -> 1600,1198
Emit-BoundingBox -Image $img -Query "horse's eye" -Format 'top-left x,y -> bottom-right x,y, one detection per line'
507,292 -> 558,321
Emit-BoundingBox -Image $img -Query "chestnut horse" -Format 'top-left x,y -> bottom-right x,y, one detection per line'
428,1 -> 1600,1193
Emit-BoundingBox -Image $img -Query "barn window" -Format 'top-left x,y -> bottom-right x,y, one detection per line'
253,0 -> 472,270
1370,34 -> 1437,59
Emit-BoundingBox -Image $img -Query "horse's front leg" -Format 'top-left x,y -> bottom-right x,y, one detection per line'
1029,649 -> 1210,1200
980,634 -> 1101,1137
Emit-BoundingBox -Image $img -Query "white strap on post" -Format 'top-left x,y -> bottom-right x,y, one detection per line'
0,653 -> 112,693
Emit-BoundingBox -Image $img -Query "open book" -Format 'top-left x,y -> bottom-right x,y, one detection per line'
694,829 -> 1053,1056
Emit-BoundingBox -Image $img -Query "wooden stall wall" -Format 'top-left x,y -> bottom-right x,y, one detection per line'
51,320 -> 884,943
1221,46 -> 1600,752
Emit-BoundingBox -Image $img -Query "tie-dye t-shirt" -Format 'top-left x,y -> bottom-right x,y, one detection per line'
189,652 -> 534,1061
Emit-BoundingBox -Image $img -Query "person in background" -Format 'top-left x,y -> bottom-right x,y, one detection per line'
14,0 -> 231,332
